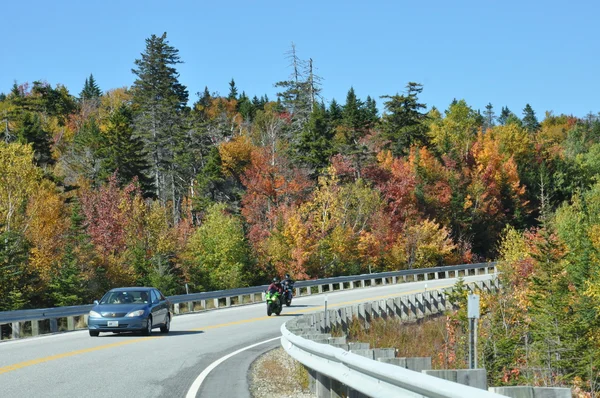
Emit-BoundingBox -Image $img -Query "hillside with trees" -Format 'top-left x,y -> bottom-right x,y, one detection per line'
3,31 -> 600,392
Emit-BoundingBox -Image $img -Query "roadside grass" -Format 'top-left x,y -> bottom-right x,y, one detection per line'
343,315 -> 468,369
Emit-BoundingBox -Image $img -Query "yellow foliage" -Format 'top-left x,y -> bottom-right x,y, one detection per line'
219,135 -> 254,177
391,219 -> 456,269
25,180 -> 69,281
0,142 -> 42,233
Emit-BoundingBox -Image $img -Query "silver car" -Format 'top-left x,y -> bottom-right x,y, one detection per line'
87,287 -> 171,336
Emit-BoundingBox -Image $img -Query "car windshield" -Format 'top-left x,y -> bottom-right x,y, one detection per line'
100,291 -> 150,305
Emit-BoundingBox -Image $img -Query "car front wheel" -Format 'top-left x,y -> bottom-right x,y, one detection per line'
142,316 -> 152,336
160,315 -> 170,333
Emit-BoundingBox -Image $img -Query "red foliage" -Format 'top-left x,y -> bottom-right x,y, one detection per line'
240,147 -> 313,258
80,174 -> 141,257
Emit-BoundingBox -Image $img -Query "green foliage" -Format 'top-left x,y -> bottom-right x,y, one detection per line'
185,203 -> 253,291
380,82 -> 428,156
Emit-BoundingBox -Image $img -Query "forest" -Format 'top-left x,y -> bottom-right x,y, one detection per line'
3,31 -> 600,391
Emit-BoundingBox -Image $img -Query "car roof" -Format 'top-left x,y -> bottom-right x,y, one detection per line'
108,287 -> 155,292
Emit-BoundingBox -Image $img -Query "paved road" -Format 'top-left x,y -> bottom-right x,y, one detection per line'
0,275 -> 492,398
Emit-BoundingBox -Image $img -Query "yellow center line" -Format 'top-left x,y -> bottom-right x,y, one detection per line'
1,281 -> 457,375
0,337 -> 161,375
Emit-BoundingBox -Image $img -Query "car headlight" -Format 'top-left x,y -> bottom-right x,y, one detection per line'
126,309 -> 146,317
89,310 -> 101,318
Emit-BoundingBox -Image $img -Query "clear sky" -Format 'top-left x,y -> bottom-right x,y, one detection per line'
2,0 -> 598,119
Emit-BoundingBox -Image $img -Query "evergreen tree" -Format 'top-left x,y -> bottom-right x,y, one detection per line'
275,43 -> 321,137
498,106 -> 515,126
15,112 -> 53,167
328,98 -> 343,127
483,102 -> 495,131
79,73 -> 102,101
293,102 -> 334,175
100,104 -> 153,193
380,82 -> 428,156
228,78 -> 238,100
131,32 -> 189,221
522,104 -> 540,133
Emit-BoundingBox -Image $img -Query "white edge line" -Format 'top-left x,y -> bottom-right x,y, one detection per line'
185,336 -> 281,398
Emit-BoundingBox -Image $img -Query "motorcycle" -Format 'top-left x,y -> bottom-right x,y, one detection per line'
282,280 -> 294,307
265,288 -> 282,316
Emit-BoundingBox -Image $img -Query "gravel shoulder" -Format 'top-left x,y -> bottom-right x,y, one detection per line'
249,346 -> 314,398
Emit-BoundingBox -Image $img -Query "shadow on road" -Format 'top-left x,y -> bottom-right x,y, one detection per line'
101,330 -> 204,337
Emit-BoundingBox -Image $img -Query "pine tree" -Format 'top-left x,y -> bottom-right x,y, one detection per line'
380,82 -> 428,156
522,104 -> 540,133
131,32 -> 189,221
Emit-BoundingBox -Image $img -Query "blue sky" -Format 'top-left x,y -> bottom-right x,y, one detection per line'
2,1 -> 599,119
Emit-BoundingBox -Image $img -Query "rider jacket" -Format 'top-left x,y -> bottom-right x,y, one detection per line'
267,282 -> 283,293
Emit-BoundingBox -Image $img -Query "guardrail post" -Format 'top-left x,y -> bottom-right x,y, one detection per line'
370,278 -> 376,286
318,285 -> 323,294
225,297 -> 231,307
213,298 -> 219,309
361,280 -> 365,288
174,303 -> 180,314
67,316 -> 75,331
349,281 -> 354,289
392,276 -> 397,284
12,322 -> 20,339
413,274 -> 418,282
316,372 -> 331,397
32,320 -> 40,336
403,275 -> 407,282
445,271 -> 449,278
435,272 -> 439,280
474,268 -> 480,275
50,318 -> 58,333
328,284 -> 334,292
250,293 -> 256,303
330,378 -> 346,398
295,288 -> 301,297
338,282 -> 344,291
382,277 -> 387,285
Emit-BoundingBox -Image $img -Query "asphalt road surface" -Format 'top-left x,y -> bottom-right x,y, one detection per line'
0,275 -> 493,398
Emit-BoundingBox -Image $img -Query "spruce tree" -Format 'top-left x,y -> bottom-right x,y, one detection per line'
483,102 -> 495,131
228,78 -> 238,100
79,73 -> 102,101
380,82 -> 428,156
131,32 -> 189,220
15,112 -> 53,167
293,102 -> 334,176
522,104 -> 540,133
100,104 -> 153,193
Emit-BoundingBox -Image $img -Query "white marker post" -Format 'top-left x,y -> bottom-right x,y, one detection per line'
324,295 -> 329,332
467,294 -> 480,369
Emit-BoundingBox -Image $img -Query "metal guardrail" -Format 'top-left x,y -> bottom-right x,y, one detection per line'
0,262 -> 496,334
280,283 -> 506,398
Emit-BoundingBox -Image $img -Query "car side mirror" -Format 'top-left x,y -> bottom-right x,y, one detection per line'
93,300 -> 99,305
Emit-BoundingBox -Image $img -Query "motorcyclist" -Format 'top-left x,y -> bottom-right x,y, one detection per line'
267,277 -> 284,305
281,273 -> 295,302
